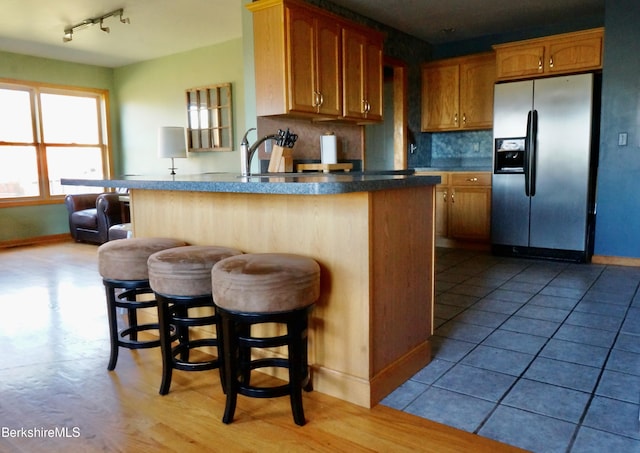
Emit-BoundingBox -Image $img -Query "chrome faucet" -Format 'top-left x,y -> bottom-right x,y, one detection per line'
240,127 -> 279,176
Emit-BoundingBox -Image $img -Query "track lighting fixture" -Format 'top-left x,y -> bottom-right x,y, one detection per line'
63,8 -> 130,43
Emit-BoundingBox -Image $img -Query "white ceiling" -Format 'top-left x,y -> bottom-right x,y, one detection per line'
0,0 -> 243,67
0,0 -> 604,68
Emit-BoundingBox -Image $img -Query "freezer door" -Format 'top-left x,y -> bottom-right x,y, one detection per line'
491,81 -> 533,247
529,74 -> 593,251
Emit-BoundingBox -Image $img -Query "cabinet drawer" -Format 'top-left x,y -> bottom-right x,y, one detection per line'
416,171 -> 449,185
451,172 -> 491,186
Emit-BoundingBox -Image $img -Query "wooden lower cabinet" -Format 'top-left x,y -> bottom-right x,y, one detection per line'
419,171 -> 491,243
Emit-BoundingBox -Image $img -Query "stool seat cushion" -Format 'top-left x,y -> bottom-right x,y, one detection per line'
98,237 -> 188,281
211,253 -> 320,313
148,245 -> 243,297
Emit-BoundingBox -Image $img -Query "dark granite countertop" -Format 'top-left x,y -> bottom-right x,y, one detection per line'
414,167 -> 492,173
62,171 -> 441,195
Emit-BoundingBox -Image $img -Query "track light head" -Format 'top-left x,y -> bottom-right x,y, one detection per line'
62,8 -> 129,43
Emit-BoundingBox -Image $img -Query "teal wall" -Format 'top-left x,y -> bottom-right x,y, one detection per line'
593,0 -> 640,258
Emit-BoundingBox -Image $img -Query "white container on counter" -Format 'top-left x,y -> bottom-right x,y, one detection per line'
320,132 -> 337,164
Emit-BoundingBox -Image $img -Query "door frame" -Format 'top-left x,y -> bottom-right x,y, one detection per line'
385,56 -> 408,170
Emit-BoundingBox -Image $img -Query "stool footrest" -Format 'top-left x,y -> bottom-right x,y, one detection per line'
171,314 -> 218,328
172,337 -> 220,371
118,323 -> 162,349
239,334 -> 289,349
239,383 -> 290,399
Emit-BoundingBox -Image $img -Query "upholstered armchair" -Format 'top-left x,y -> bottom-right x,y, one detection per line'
64,192 -> 130,245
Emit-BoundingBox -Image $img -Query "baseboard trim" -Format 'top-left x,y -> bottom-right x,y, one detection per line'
592,255 -> 640,267
436,237 -> 491,251
0,234 -> 71,249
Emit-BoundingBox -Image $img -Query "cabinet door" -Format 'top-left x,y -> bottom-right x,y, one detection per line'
449,187 -> 491,241
495,43 -> 545,81
342,27 -> 366,119
342,27 -> 383,121
547,32 -> 603,74
421,63 -> 459,131
460,55 -> 495,130
364,35 -> 383,121
315,16 -> 342,116
287,6 -> 316,114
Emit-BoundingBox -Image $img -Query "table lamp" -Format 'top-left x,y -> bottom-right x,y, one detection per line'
158,127 -> 187,175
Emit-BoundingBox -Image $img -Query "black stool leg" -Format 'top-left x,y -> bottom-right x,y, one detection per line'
158,296 -> 174,395
174,304 -> 190,362
127,309 -> 138,342
222,315 -> 239,424
288,317 -> 306,426
237,323 -> 251,385
105,285 -> 119,371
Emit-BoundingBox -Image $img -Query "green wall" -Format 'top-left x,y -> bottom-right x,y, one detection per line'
0,35 -> 247,244
113,38 -> 246,175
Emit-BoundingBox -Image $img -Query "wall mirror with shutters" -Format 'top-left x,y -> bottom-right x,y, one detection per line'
186,83 -> 233,152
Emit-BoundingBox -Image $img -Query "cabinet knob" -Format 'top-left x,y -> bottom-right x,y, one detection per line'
454,113 -> 458,125
466,177 -> 478,182
443,190 -> 447,202
538,57 -> 543,71
549,56 -> 554,68
462,113 -> 467,125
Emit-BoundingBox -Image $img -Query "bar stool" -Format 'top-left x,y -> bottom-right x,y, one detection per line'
97,237 -> 188,371
211,253 -> 320,426
147,245 -> 243,395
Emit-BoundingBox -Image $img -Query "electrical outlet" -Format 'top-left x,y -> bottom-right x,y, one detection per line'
618,132 -> 628,146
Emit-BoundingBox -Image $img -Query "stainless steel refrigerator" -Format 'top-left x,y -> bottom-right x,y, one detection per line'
491,73 -> 600,262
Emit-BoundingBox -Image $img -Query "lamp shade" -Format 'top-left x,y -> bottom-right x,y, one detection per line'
157,127 -> 187,159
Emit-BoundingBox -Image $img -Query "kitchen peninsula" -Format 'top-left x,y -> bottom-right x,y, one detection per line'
62,172 -> 440,408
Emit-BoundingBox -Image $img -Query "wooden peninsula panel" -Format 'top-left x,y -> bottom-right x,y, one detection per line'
129,186 -> 435,408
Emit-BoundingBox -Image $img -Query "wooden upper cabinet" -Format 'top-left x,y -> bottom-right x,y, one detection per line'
494,28 -> 603,81
493,43 -> 546,80
547,31 -> 603,74
421,52 -> 494,132
342,25 -> 383,122
460,55 -> 495,130
247,0 -> 383,122
287,5 -> 341,116
421,63 -> 459,131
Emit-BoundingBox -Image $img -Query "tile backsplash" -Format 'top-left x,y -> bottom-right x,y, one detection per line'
429,130 -> 493,169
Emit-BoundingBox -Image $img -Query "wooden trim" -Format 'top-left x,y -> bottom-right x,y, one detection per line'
436,237 -> 491,251
0,234 -> 71,249
592,255 -> 640,267
383,56 -> 408,170
370,340 -> 431,405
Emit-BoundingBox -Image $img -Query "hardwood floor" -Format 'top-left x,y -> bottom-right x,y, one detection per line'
0,241 -> 526,452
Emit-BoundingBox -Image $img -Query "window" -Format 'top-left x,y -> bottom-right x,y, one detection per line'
0,81 -> 111,205
186,83 -> 233,152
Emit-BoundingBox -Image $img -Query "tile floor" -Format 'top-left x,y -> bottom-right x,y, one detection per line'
382,247 -> 640,453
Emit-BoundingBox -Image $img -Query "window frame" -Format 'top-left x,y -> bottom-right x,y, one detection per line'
0,79 -> 112,207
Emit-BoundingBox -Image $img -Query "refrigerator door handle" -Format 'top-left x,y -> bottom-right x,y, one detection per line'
524,111 -> 532,196
530,110 -> 538,197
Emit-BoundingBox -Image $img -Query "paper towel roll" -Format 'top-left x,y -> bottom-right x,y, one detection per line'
321,133 -> 337,164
